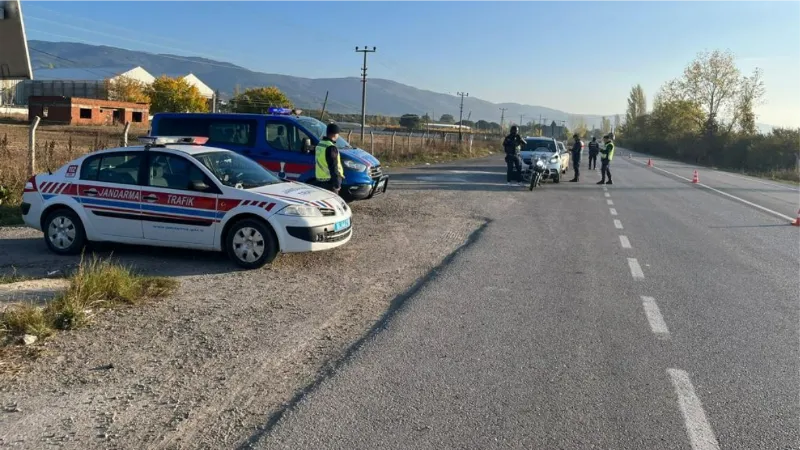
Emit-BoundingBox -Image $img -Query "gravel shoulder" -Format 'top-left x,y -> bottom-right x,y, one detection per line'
0,184 -> 487,449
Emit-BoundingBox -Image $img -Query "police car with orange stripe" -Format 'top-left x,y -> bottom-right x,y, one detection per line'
20,136 -> 353,269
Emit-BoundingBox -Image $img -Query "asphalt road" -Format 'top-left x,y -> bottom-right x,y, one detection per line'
246,152 -> 799,450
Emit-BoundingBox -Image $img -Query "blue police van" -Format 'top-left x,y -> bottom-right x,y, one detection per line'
149,109 -> 389,201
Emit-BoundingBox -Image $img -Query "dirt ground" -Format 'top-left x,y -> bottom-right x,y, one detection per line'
0,184 -> 488,449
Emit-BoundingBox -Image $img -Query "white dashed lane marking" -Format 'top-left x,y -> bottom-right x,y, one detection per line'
614,219 -> 623,229
607,199 -> 614,205
627,258 -> 644,279
619,235 -> 631,249
667,368 -> 721,450
641,296 -> 669,338
610,208 -> 618,216
604,192 -> 611,197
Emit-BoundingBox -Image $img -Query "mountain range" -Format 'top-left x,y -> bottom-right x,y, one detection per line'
26,40 -> 617,126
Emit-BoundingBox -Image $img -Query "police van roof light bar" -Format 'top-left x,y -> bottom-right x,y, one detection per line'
268,107 -> 303,116
138,136 -> 209,149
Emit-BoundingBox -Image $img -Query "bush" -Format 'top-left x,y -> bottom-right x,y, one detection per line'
0,257 -> 178,345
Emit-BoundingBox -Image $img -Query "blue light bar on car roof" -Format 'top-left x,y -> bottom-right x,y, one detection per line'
268,107 -> 293,115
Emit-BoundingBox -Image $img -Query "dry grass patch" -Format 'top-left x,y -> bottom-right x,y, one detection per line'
0,257 -> 178,349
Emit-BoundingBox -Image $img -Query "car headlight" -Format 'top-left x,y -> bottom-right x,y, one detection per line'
279,205 -> 323,217
343,160 -> 367,172
549,156 -> 559,164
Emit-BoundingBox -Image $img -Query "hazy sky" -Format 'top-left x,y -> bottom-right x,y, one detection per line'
21,1 -> 800,128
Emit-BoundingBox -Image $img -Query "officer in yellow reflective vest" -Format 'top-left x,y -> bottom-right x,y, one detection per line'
315,123 -> 345,194
598,134 -> 615,185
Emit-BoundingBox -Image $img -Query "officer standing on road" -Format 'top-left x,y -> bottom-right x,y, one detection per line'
568,133 -> 583,182
502,125 -> 526,186
315,123 -> 344,194
587,136 -> 600,171
598,134 -> 615,185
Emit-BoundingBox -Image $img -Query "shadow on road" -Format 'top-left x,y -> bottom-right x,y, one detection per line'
0,235 -> 236,279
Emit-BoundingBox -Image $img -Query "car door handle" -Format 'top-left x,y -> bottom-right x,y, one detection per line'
143,194 -> 158,203
85,188 -> 98,197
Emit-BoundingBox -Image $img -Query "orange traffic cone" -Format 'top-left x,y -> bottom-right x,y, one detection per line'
647,158 -> 653,167
692,170 -> 699,184
792,210 -> 800,227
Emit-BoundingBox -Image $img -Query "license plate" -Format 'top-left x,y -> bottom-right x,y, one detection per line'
334,218 -> 351,232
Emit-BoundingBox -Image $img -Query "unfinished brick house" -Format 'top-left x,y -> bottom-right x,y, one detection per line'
27,96 -> 149,126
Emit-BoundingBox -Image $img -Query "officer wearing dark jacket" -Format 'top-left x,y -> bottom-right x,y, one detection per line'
587,137 -> 600,170
569,134 -> 583,182
502,125 -> 525,185
314,123 -> 344,193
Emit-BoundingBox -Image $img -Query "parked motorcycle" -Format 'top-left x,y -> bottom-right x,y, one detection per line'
522,156 -> 547,191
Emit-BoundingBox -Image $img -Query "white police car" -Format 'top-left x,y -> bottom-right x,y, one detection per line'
20,136 -> 353,269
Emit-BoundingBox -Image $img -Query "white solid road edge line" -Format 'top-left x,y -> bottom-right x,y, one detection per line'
667,368 -> 721,450
610,208 -> 618,216
614,219 -> 623,229
627,258 -> 644,279
630,158 -> 794,221
641,296 -> 669,337
619,235 -> 632,249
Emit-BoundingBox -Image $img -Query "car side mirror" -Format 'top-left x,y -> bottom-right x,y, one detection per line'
191,180 -> 210,192
302,138 -> 313,154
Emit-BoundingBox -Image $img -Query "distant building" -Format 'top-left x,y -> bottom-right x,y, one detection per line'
28,96 -> 149,126
8,65 -> 214,106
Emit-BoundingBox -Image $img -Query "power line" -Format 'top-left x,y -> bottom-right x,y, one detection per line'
355,46 -> 376,142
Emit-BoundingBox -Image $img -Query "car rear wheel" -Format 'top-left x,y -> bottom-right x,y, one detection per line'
43,208 -> 86,255
225,218 -> 278,269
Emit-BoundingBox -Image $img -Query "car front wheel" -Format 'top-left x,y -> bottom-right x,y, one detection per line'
43,208 -> 86,255
225,218 -> 278,269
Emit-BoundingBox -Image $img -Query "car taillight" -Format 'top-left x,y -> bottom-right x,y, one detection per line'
23,175 -> 37,192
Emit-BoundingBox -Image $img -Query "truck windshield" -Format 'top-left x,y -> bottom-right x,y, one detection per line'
295,116 -> 353,149
192,151 -> 283,189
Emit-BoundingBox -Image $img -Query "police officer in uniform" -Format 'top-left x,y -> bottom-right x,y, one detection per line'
568,134 -> 583,182
598,134 -> 615,185
587,136 -> 600,170
502,125 -> 526,186
315,123 -> 345,194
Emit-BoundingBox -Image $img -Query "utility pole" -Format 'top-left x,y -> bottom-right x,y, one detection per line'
519,114 -> 526,134
355,46 -> 377,142
457,91 -> 468,142
318,90 -> 329,121
499,107 -> 507,133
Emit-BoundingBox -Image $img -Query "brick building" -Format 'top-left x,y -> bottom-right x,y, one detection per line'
28,96 -> 149,126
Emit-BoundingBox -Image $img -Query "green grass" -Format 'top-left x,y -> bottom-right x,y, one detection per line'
0,204 -> 23,227
0,256 -> 178,346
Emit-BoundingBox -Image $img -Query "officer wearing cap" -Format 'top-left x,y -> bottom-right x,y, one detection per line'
598,134 -> 615,185
315,123 -> 345,194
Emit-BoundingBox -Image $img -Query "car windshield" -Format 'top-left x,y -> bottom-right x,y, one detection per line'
295,116 -> 353,149
192,151 -> 283,189
525,140 -> 557,152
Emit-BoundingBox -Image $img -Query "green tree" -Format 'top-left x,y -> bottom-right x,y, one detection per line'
230,86 -> 293,114
146,75 -> 208,113
439,114 -> 455,124
601,116 -> 612,134
613,114 -> 621,132
734,67 -> 765,135
399,114 -> 421,131
625,84 -> 647,129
